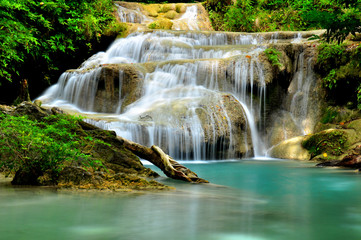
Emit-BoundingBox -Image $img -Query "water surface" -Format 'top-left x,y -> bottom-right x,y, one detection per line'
1,159 -> 361,240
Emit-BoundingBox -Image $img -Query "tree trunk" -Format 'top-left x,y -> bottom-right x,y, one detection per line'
118,137 -> 208,183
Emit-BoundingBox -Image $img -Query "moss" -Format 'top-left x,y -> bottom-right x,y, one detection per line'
104,22 -> 128,38
58,170 -> 171,191
346,119 -> 361,135
320,107 -> 339,124
175,4 -> 187,13
320,106 -> 361,124
161,4 -> 176,13
148,19 -> 173,30
302,129 -> 348,158
144,4 -> 161,17
164,10 -> 178,20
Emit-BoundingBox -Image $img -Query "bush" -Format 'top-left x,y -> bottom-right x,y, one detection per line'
0,0 -> 121,104
316,43 -> 361,108
303,1 -> 361,44
264,47 -> 283,68
0,113 -> 105,181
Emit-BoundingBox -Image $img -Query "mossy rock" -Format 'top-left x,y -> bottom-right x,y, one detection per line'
144,4 -> 161,17
320,106 -> 361,124
302,129 -> 350,159
161,4 -> 176,13
175,4 -> 187,13
148,19 -> 173,30
164,10 -> 178,20
345,119 -> 361,135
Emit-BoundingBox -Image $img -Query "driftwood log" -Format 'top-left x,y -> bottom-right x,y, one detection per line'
118,137 -> 208,183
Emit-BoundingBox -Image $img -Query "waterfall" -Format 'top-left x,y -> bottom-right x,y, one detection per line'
289,52 -> 316,135
36,3 -> 320,160
115,4 -> 151,24
172,5 -> 200,31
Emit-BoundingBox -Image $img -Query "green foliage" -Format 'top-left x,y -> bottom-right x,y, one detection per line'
320,107 -> 339,124
316,43 -> 361,108
223,2 -> 255,32
0,0 -> 121,102
316,43 -> 348,90
148,19 -> 173,30
357,84 -> 361,110
264,48 -> 283,68
0,113 -> 105,179
302,130 -> 348,157
317,43 -> 347,74
117,0 -> 195,3
205,0 -> 361,35
304,4 -> 361,44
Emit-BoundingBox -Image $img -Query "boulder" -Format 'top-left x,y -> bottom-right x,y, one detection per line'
148,18 -> 173,30
316,145 -> 361,169
268,136 -> 311,160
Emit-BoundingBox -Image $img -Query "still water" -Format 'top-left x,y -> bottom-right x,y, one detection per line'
1,159 -> 361,240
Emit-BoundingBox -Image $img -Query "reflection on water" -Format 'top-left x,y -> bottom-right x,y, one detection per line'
1,160 -> 361,240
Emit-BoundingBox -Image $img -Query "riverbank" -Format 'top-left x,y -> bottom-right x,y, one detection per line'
0,102 -> 175,191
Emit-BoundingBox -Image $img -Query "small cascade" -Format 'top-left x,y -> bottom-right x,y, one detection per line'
172,5 -> 199,31
37,3 -> 323,160
291,33 -> 303,43
115,4 -> 151,24
266,46 -> 319,150
289,52 -> 316,135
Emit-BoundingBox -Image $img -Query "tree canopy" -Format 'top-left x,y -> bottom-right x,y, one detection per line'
0,0 -> 122,103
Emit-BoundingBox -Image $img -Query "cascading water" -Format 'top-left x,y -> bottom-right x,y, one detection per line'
115,3 -> 151,24
37,3 -> 318,160
289,51 -> 317,135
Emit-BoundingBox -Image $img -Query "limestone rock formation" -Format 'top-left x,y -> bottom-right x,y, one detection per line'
268,136 -> 311,161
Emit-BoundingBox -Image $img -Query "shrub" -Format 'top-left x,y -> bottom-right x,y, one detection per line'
0,113 -> 105,181
264,48 -> 283,68
316,43 -> 361,108
0,0 -> 120,104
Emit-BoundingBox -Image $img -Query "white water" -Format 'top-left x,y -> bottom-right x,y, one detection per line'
172,5 -> 200,31
37,4 -> 314,160
289,52 -> 316,135
115,4 -> 151,24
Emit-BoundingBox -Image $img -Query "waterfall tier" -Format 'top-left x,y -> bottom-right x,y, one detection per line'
37,3 -> 324,160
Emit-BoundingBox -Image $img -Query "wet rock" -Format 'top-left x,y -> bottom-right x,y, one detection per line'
175,4 -> 187,13
316,161 -> 341,167
51,107 -> 65,115
337,154 -> 361,168
299,118 -> 361,162
0,104 -> 15,114
13,101 -> 49,120
266,43 -> 326,147
269,136 -> 311,160
164,10 -> 178,19
11,167 -> 43,186
148,18 -> 173,30
161,4 -> 176,12
58,166 -> 93,186
58,166 -> 169,191
316,145 -> 361,169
